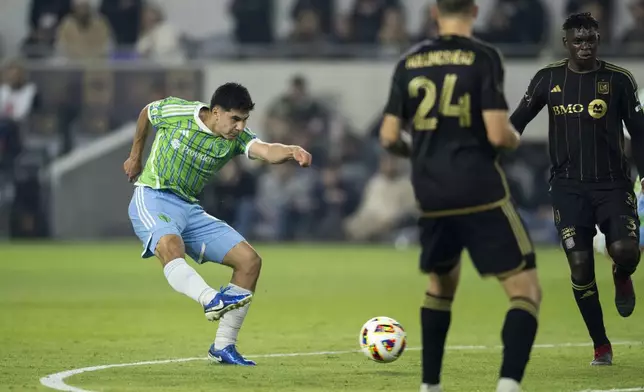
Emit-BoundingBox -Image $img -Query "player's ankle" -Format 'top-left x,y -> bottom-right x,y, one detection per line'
420,383 -> 443,392
496,377 -> 521,392
198,287 -> 217,306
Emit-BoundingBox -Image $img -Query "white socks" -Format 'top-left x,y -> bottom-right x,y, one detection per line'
163,260 -> 253,350
420,384 -> 442,392
496,378 -> 521,392
214,283 -> 253,350
163,258 -> 217,306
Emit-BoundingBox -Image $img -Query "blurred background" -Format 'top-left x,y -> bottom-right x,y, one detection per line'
0,0 -> 642,246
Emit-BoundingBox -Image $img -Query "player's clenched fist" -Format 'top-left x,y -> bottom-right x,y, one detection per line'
123,156 -> 142,182
292,146 -> 312,167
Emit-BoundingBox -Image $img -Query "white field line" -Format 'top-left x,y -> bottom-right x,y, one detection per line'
40,340 -> 644,392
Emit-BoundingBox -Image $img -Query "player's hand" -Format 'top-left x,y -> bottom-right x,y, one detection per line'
292,146 -> 312,167
123,156 -> 143,182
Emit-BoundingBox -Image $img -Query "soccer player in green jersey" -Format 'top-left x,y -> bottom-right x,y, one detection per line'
124,83 -> 312,365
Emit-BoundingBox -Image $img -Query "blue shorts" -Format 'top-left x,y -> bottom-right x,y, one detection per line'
128,186 -> 246,263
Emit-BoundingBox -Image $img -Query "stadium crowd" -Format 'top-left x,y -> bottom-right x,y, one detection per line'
0,0 -> 643,241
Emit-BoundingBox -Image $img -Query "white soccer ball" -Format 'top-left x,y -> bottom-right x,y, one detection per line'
359,316 -> 407,363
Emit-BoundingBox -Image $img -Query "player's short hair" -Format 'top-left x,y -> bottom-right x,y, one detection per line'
562,12 -> 599,31
436,0 -> 475,15
210,82 -> 255,112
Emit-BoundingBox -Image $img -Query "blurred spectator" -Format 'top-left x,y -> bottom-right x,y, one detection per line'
135,3 -> 185,64
255,164 -> 316,240
344,155 -> 416,241
265,75 -> 328,144
29,0 -> 71,33
230,0 -> 274,44
349,0 -> 401,43
566,0 -> 612,42
291,0 -> 335,35
24,0 -> 71,59
287,7 -> 330,56
333,14 -> 353,44
203,159 -> 257,238
312,163 -> 360,240
620,0 -> 644,47
0,61 -> 39,124
56,0 -> 113,61
378,7 -> 409,53
100,0 -> 142,47
0,60 -> 37,173
479,0 -> 547,47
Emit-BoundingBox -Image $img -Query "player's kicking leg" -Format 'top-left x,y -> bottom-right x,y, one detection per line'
128,187 -> 252,324
183,209 -> 261,366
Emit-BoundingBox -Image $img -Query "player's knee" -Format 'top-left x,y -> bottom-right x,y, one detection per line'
501,269 -> 541,307
426,261 -> 460,299
608,239 -> 640,269
566,251 -> 595,284
224,242 -> 262,277
155,234 -> 185,265
243,251 -> 262,277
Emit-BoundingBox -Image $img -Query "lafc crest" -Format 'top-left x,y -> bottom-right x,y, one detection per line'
598,81 -> 610,95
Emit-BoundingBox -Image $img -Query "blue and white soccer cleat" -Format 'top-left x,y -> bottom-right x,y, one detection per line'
203,286 -> 253,322
208,344 -> 256,366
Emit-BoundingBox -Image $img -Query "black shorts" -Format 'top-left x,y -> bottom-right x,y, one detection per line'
550,183 -> 640,253
419,201 -> 536,278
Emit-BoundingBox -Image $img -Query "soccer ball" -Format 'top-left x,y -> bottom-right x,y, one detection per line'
359,316 -> 407,363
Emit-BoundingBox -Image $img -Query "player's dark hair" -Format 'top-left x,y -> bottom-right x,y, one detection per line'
210,82 -> 255,112
436,0 -> 475,14
562,12 -> 599,31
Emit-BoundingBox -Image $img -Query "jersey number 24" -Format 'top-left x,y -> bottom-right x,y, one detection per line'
408,75 -> 471,131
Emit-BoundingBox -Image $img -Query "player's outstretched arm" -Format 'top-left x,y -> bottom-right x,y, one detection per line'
510,71 -> 547,135
247,140 -> 312,167
123,105 -> 153,182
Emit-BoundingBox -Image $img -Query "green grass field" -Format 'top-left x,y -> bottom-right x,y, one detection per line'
1,243 -> 643,392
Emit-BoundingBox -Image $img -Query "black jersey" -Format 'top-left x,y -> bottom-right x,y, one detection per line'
511,59 -> 644,186
384,35 -> 511,217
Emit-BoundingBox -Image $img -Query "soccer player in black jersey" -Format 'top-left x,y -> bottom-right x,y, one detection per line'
380,1 -> 540,391
511,12 -> 644,366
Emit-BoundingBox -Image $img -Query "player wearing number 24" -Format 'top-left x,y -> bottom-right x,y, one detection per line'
377,1 -> 540,391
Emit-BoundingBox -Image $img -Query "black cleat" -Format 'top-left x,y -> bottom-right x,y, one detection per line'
613,265 -> 636,317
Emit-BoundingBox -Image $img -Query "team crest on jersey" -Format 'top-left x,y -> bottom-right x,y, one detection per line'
597,81 -> 610,95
